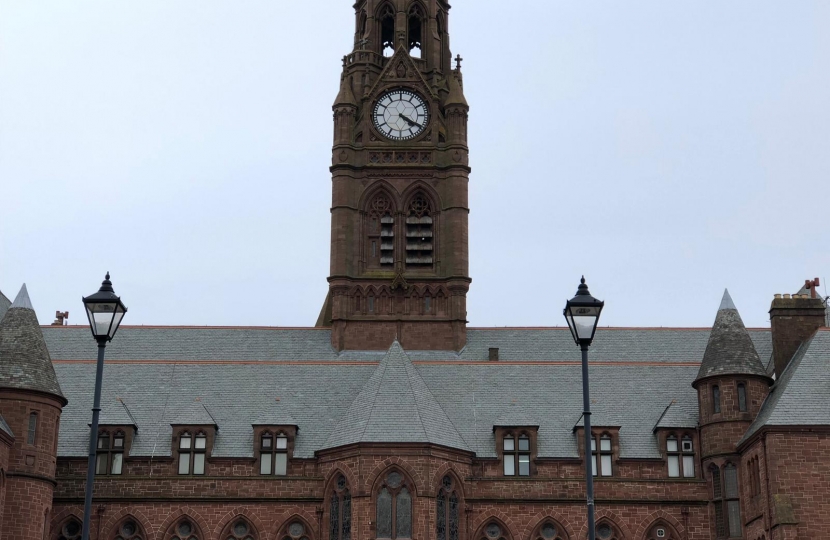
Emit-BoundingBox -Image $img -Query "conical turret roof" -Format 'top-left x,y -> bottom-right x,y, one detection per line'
445,72 -> 468,108
0,285 -> 66,401
333,76 -> 358,108
695,289 -> 769,383
321,341 -> 470,452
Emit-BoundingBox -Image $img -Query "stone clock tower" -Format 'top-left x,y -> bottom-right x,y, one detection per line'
318,0 -> 470,351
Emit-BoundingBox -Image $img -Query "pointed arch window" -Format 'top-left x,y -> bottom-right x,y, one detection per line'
368,194 -> 395,268
479,522 -> 509,540
378,4 -> 396,57
164,517 -> 201,540
222,518 -> 257,540
408,4 -> 425,58
437,12 -> 447,70
112,517 -> 145,540
711,464 -> 725,537
646,521 -> 680,540
406,194 -> 433,267
436,475 -> 459,540
594,520 -> 622,540
723,463 -> 742,537
281,520 -> 312,540
56,518 -> 82,540
530,519 -> 566,540
376,471 -> 413,539
330,474 -> 352,540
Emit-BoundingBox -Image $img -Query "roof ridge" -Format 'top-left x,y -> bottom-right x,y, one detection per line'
358,348 -> 391,443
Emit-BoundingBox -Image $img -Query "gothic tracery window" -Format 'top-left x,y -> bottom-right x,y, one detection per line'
368,194 -> 394,268
56,518 -> 82,540
436,475 -> 459,540
112,518 -> 145,540
379,4 -> 396,57
330,474 -> 352,540
593,520 -> 622,540
222,518 -> 257,540
281,520 -> 311,540
166,517 -> 201,540
531,519 -> 566,540
408,4 -> 425,58
405,194 -> 433,267
376,470 -> 413,539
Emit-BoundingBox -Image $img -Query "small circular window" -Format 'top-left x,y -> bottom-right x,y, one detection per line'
596,524 -> 613,539
486,524 -> 502,539
541,523 -> 557,539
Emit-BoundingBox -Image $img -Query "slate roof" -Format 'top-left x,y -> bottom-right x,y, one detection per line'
695,290 -> 769,382
321,341 -> 469,452
0,290 -> 11,323
0,412 -> 13,438
740,329 -> 830,445
0,285 -> 65,400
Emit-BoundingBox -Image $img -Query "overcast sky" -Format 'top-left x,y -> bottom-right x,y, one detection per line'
1,1 -> 828,329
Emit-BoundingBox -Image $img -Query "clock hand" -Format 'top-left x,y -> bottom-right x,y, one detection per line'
401,114 -> 423,129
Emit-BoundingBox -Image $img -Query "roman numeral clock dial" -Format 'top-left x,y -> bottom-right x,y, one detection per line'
373,89 -> 430,141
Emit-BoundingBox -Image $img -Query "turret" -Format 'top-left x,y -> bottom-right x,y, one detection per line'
693,290 -> 772,538
0,284 -> 67,539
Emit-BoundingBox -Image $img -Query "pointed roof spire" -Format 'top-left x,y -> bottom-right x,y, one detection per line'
0,284 -> 66,402
333,75 -> 358,108
321,341 -> 469,452
695,289 -> 769,383
11,283 -> 34,310
445,71 -> 468,108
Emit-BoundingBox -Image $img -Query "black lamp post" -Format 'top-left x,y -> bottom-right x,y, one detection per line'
81,273 -> 127,540
563,277 -> 604,540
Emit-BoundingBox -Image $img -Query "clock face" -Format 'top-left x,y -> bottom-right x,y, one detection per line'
373,89 -> 429,141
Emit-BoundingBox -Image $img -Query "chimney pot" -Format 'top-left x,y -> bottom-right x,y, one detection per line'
784,294 -> 791,299
489,347 -> 500,361
774,294 -> 782,299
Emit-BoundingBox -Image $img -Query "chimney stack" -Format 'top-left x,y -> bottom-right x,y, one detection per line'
489,347 -> 500,361
770,281 -> 826,378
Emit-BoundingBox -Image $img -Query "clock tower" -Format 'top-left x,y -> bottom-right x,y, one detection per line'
318,0 -> 470,351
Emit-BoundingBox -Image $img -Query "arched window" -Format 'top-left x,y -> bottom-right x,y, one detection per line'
530,519 -> 567,540
666,434 -> 695,478
405,194 -> 433,267
280,520 -> 312,540
367,193 -> 395,268
376,470 -> 413,539
28,411 -> 38,445
712,385 -> 721,414
710,464 -> 725,537
55,518 -> 83,540
165,517 -> 201,540
330,474 -> 352,540
645,521 -> 679,540
436,12 -> 446,70
112,517 -> 146,540
408,4 -> 425,58
436,475 -> 460,540
221,518 -> 257,540
737,383 -> 747,412
479,522 -> 509,540
723,463 -> 742,537
593,520 -> 622,540
378,4 -> 396,57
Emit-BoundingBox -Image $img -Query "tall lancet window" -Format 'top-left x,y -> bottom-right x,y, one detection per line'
408,4 -> 425,58
405,194 -> 433,267
330,475 -> 352,540
436,475 -> 459,540
376,471 -> 413,539
368,194 -> 395,268
379,4 -> 395,57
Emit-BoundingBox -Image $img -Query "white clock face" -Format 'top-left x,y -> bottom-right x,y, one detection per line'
373,90 -> 429,141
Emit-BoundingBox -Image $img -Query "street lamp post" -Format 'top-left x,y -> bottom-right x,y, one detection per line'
80,273 -> 127,540
563,277 -> 604,540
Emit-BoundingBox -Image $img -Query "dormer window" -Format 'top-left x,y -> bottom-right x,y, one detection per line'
96,429 -> 126,475
591,434 -> 613,477
177,430 -> 208,475
666,434 -> 695,478
501,432 -> 532,476
260,431 -> 289,475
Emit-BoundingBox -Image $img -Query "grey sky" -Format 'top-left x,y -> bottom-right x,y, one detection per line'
1,1 -> 828,329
